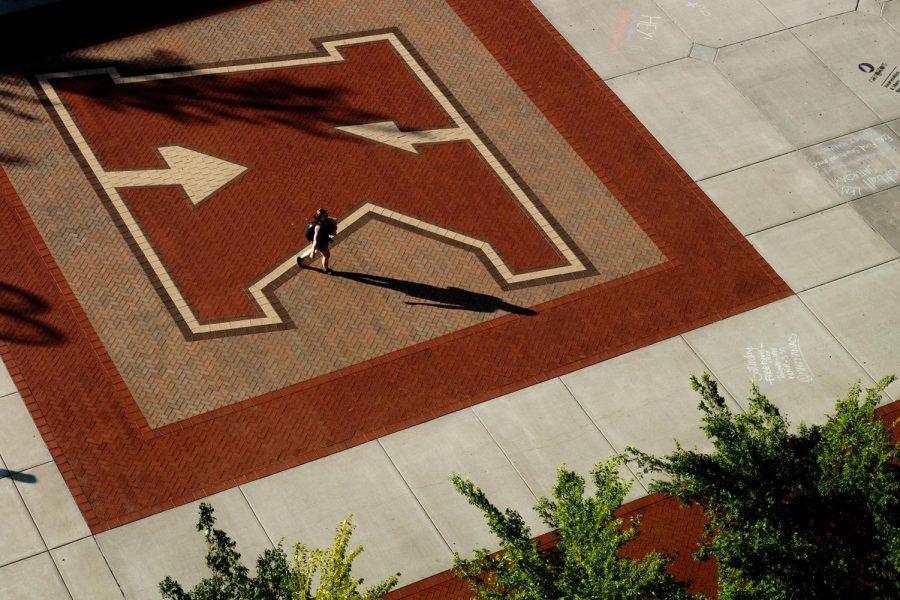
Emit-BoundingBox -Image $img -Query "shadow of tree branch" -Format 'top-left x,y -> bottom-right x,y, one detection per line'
0,282 -> 66,346
0,0 -> 255,69
0,30 -> 388,165
0,469 -> 37,483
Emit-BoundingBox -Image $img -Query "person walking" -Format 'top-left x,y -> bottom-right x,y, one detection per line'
298,208 -> 337,274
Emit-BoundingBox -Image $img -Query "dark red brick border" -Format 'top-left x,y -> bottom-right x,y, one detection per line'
0,0 -> 790,533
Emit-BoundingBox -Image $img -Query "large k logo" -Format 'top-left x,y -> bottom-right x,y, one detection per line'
38,30 -> 591,338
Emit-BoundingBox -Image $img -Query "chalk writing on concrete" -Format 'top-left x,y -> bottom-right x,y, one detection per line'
609,12 -> 662,51
744,334 -> 814,385
636,15 -> 662,39
858,62 -> 900,92
803,126 -> 900,199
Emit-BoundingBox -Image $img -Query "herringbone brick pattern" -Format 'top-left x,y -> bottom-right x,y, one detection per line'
0,0 -> 790,533
21,2 -> 666,428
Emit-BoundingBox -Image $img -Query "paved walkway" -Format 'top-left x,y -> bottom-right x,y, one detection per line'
1,0 -> 899,598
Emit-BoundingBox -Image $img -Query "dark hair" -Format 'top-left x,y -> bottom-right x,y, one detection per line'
312,208 -> 328,223
309,208 -> 328,223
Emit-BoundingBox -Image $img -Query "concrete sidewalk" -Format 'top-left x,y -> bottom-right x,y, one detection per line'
3,1 -> 900,598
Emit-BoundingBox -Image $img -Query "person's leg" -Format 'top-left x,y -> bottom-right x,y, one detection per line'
299,247 -> 318,263
320,246 -> 331,273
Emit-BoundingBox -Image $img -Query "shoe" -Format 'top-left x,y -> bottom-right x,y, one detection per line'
324,268 -> 334,275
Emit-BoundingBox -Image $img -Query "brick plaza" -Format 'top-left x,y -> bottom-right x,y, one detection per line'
2,1 -> 898,598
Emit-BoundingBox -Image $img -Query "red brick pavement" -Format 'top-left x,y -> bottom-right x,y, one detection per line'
0,0 -> 790,533
34,13 -> 661,428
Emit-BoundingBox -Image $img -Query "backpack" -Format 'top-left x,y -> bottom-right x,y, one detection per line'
323,217 -> 338,237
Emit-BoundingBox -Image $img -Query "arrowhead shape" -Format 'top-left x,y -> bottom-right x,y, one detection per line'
158,146 -> 248,205
335,121 -> 419,154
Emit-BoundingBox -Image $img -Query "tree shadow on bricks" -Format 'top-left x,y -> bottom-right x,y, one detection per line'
0,2 -> 388,160
0,1 -> 250,70
0,283 -> 66,346
0,0 -> 248,164
66,55 -> 384,141
0,48 -> 386,167
333,271 -> 538,316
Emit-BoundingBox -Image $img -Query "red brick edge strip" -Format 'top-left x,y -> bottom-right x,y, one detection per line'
388,400 -> 900,599
1,0 -> 791,533
0,168 -> 102,527
385,492 -> 714,600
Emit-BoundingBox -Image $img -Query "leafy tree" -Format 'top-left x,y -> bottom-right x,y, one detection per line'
450,457 -> 696,599
159,503 -> 398,600
159,502 -> 290,600
289,517 -> 398,600
626,374 -> 900,600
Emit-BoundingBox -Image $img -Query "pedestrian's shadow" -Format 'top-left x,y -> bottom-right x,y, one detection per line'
330,270 -> 537,316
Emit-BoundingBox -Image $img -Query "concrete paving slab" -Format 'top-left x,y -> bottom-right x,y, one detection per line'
853,184 -> 900,252
857,0 -> 887,16
748,204 -> 898,291
655,0 -> 783,48
795,12 -> 900,121
0,359 -> 15,398
607,59 -> 793,180
0,552 -> 70,600
16,462 -> 90,550
716,30 -> 880,147
698,150 -> 844,234
882,2 -> 900,26
241,441 -> 450,588
0,475 -> 45,567
472,378 -> 645,501
560,337 -> 742,478
531,0 -> 692,79
689,43 -> 717,63
683,296 -> 875,426
95,490 -> 271,600
801,125 -> 900,201
800,259 -> 900,400
51,538 -> 124,600
758,0 -> 856,27
381,410 -> 542,555
0,393 -> 51,472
